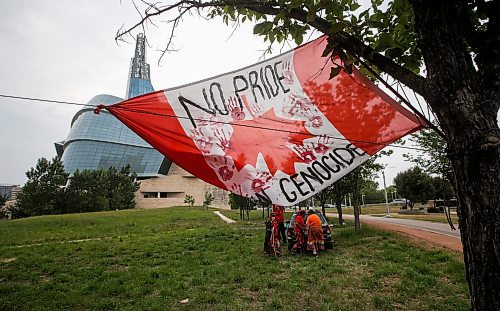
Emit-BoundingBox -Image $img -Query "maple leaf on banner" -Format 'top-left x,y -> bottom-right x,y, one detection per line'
225,108 -> 315,176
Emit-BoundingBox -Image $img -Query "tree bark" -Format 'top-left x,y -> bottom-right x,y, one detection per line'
412,1 -> 500,309
336,198 -> 344,225
352,169 -> 361,231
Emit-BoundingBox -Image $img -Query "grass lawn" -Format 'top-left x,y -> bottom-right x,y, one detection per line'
1,207 -> 468,310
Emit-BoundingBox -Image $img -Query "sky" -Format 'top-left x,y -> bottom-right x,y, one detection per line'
0,0 -> 419,189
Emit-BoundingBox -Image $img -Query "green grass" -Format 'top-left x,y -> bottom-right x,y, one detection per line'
1,207 -> 468,310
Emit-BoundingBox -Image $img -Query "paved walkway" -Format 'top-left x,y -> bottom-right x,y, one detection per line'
214,211 -> 236,224
326,213 -> 463,252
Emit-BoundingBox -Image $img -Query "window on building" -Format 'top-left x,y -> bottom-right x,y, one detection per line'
142,192 -> 157,198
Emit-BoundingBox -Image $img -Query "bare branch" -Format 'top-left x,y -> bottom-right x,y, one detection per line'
117,0 -> 427,96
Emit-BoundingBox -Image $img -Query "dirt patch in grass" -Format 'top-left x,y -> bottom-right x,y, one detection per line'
0,258 -> 16,263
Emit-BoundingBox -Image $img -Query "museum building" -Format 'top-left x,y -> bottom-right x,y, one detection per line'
56,34 -> 229,208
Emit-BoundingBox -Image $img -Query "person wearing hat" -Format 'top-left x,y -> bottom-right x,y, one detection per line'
291,209 -> 306,254
306,209 -> 324,257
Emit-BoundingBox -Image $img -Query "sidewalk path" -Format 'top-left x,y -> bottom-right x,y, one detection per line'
327,213 -> 463,253
214,211 -> 236,224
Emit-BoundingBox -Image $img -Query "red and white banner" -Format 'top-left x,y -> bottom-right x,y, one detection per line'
99,36 -> 424,206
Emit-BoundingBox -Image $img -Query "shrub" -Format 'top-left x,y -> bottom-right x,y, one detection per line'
184,194 -> 195,207
203,192 -> 214,209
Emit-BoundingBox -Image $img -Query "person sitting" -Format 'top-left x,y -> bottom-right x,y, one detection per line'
291,209 -> 306,254
306,209 -> 325,257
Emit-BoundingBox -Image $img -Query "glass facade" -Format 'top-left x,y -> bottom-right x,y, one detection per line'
125,33 -> 154,99
56,34 -> 170,177
127,77 -> 154,99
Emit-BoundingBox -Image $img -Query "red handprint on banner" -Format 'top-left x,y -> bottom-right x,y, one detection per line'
284,93 -> 314,118
191,128 -> 213,154
293,144 -> 317,164
287,93 -> 324,129
312,135 -> 331,154
283,60 -> 294,85
214,128 -> 231,152
196,118 -> 211,127
231,183 -> 243,196
249,171 -> 272,193
227,96 -> 246,121
208,156 -> 236,181
308,115 -> 323,129
243,96 -> 263,117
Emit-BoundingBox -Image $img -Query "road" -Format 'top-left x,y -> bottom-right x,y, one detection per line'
326,213 -> 463,252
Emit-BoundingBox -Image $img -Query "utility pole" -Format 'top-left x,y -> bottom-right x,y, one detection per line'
382,171 -> 389,216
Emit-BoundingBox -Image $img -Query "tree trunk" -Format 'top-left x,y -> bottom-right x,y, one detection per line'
352,170 -> 361,231
336,198 -> 344,225
412,1 -> 500,309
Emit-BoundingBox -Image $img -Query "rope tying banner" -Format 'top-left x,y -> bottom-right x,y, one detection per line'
93,104 -> 107,114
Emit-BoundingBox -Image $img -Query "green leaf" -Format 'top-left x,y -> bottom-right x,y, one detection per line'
385,47 -> 404,59
306,10 -> 316,23
277,33 -> 284,43
329,66 -> 342,80
377,33 -> 395,49
253,23 -> 264,34
294,34 -> 303,45
321,45 -> 334,57
350,3 -> 361,11
263,21 -> 273,32
330,22 -> 346,33
269,33 -> 275,44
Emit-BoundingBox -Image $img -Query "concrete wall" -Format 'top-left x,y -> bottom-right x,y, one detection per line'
135,163 -> 231,209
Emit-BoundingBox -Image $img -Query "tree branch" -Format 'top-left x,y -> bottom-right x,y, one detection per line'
116,0 -> 427,96
237,1 -> 427,96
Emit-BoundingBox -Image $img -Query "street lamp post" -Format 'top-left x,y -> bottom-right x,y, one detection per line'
382,171 -> 390,216
362,193 -> 365,207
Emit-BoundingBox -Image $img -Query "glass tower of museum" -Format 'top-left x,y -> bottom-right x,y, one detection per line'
56,34 -> 170,177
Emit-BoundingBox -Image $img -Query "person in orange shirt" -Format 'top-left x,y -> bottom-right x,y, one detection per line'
306,209 -> 325,257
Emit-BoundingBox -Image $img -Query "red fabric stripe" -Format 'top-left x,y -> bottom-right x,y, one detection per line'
106,91 -> 227,190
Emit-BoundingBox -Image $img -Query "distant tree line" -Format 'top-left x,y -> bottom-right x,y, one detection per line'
9,157 -> 140,219
228,193 -> 259,220
394,167 -> 454,209
0,194 -> 8,219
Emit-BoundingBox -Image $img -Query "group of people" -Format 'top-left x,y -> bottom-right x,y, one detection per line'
264,205 -> 325,258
